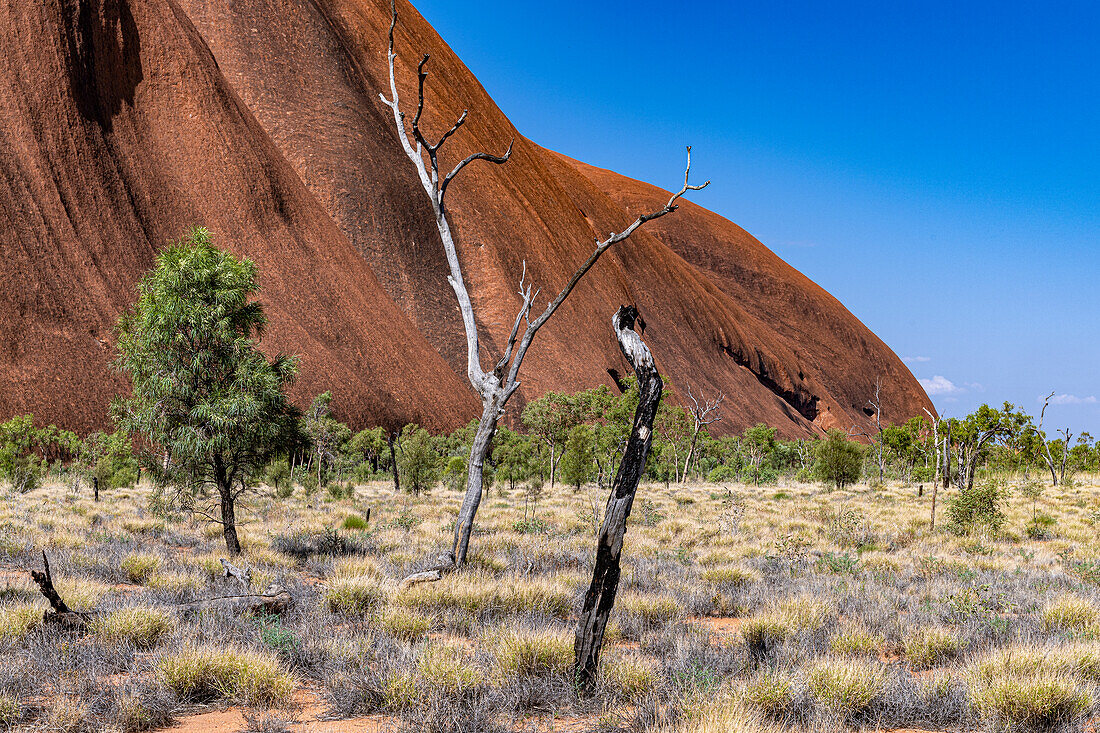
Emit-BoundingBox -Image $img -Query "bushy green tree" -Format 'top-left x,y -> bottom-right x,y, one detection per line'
84,430 -> 140,491
0,415 -> 44,493
559,424 -> 595,490
346,427 -> 386,480
397,424 -> 440,496
492,427 -> 535,491
114,228 -> 300,555
813,430 -> 863,489
443,455 -> 467,492
741,423 -> 778,484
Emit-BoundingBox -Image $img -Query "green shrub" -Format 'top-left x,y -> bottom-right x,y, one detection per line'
1026,512 -> 1057,540
324,576 -> 384,614
904,628 -> 963,669
442,456 -> 467,493
493,628 -> 572,678
1042,595 -> 1099,633
266,458 -> 292,498
0,693 -> 18,726
830,629 -> 884,657
0,603 -> 40,640
397,425 -> 440,496
374,607 -> 431,641
120,553 -> 162,584
601,656 -> 656,700
745,670 -> 794,715
807,660 -> 887,718
341,514 -> 369,531
947,477 -> 1008,535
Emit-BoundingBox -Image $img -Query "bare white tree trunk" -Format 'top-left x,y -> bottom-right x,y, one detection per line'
923,407 -> 940,530
1037,391 -> 1059,486
381,0 -> 707,568
680,386 -> 723,485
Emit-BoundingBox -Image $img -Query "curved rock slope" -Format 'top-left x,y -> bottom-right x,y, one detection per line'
0,0 -> 932,436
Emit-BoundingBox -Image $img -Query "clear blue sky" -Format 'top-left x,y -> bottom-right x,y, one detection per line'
412,1 -> 1099,435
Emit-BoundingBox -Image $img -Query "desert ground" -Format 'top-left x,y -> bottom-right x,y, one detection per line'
1,475 -> 1099,733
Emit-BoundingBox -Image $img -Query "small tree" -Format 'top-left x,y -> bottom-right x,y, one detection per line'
742,423 -> 778,484
347,426 -> 386,480
813,430 -> 863,490
396,425 -> 440,496
946,477 -> 1008,536
115,228 -> 300,555
560,425 -> 595,491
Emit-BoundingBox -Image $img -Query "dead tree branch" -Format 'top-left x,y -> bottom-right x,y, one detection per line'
381,0 -> 708,567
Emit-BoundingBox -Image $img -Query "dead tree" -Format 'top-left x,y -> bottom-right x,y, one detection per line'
849,378 -> 885,484
1037,392 -> 1059,486
29,553 -> 291,630
923,407 -> 941,530
30,551 -> 88,630
387,431 -> 400,493
574,306 -> 662,694
1057,427 -> 1074,486
680,386 -> 723,484
380,0 -> 708,568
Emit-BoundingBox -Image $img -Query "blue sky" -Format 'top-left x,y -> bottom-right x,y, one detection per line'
412,1 -> 1099,434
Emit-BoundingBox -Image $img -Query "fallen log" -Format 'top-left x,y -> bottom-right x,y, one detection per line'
399,550 -> 455,590
28,554 -> 292,629
174,585 -> 292,617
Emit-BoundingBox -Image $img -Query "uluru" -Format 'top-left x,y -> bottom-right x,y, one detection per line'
0,0 -> 932,436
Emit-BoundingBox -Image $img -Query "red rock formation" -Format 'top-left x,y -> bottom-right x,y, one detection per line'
0,0 -> 932,437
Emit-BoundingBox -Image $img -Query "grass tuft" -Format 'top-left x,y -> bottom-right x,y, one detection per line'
157,645 -> 295,705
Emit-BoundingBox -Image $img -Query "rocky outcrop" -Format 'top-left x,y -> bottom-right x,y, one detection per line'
0,0 -> 932,436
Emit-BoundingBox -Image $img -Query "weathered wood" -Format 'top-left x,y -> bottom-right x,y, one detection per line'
399,550 -> 455,589
380,0 -> 707,568
30,551 -> 90,629
574,306 -> 663,694
175,585 -> 292,617
220,558 -> 252,591
29,554 -> 292,629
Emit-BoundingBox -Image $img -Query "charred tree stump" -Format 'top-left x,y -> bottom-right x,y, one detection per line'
93,476 -> 99,502
574,306 -> 663,694
30,551 -> 89,630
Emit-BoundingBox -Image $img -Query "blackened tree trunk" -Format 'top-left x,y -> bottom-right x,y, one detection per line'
215,462 -> 242,556
574,306 -> 662,693
388,431 -> 400,493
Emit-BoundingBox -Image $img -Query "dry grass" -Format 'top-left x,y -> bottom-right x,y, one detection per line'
0,474 -> 1097,731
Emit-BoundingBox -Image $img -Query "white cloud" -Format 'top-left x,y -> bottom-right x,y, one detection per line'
1046,394 -> 1098,405
903,356 -> 931,364
919,376 -> 963,396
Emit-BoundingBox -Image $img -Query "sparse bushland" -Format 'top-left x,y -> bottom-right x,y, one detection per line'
2,395 -> 1100,731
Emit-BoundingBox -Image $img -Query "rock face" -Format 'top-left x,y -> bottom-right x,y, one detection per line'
0,0 -> 932,436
